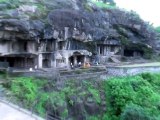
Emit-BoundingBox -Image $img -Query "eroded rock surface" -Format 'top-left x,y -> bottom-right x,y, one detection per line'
0,0 -> 156,48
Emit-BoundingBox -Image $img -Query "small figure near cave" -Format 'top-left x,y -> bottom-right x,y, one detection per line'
34,65 -> 38,70
78,62 -> 81,67
70,63 -> 74,69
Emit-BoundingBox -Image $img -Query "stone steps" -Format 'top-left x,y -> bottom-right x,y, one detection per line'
109,57 -> 121,63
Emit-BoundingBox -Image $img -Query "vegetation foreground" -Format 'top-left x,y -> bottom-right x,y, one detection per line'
1,72 -> 160,120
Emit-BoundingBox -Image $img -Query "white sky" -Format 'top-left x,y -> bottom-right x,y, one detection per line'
114,0 -> 160,27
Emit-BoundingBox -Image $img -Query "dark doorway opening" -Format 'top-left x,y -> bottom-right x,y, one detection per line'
124,50 -> 134,57
43,59 -> 50,68
124,49 -> 144,57
69,56 -> 74,65
77,55 -> 84,63
0,57 -> 35,68
24,42 -> 28,52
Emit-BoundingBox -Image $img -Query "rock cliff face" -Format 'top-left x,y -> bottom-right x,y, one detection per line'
0,0 -> 156,49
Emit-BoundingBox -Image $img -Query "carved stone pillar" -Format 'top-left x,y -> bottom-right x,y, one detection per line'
73,56 -> 77,66
38,54 -> 43,68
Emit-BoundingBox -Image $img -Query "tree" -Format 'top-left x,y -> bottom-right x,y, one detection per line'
155,26 -> 160,33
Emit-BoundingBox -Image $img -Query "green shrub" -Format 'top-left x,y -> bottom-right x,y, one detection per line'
88,87 -> 101,104
10,77 -> 48,117
103,74 -> 160,119
141,73 -> 160,86
11,77 -> 38,107
35,92 -> 49,117
155,26 -> 160,33
142,47 -> 153,59
121,104 -> 151,120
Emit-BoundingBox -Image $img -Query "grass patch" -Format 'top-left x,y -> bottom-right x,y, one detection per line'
90,0 -> 116,9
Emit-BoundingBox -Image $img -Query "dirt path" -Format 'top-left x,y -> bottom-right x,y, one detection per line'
0,102 -> 44,120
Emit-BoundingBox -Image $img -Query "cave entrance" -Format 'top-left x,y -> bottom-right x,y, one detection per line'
0,57 -> 35,69
58,41 -> 65,50
0,57 -> 14,67
77,55 -> 84,63
43,59 -> 51,68
69,51 -> 85,67
69,56 -> 74,65
124,50 -> 134,57
124,49 -> 144,57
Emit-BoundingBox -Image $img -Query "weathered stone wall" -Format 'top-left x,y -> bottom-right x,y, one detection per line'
9,70 -> 108,81
9,66 -> 160,81
107,66 -> 160,77
9,71 -> 58,80
0,41 -> 11,53
60,71 -> 108,81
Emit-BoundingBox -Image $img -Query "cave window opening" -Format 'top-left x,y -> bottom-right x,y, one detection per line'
111,46 -> 115,52
56,59 -> 65,63
124,49 -> 134,57
12,42 -> 18,52
24,42 -> 28,52
58,41 -> 65,50
26,58 -> 34,68
56,58 -> 66,67
46,41 -> 53,52
100,46 -> 104,55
